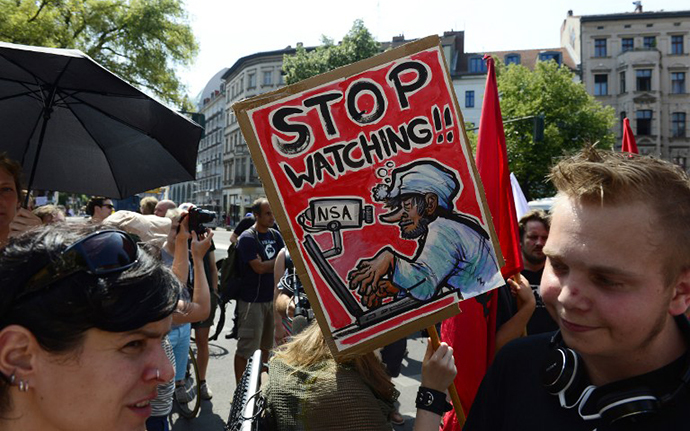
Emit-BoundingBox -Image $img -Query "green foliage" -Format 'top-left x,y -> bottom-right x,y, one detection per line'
496,60 -> 615,199
283,19 -> 380,85
464,121 -> 478,156
0,0 -> 198,109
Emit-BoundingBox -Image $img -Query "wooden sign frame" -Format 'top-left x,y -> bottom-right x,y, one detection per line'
233,36 -> 504,359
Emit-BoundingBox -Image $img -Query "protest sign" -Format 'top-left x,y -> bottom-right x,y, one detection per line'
233,36 -> 504,358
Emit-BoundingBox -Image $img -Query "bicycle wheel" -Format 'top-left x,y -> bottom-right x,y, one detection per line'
175,346 -> 201,418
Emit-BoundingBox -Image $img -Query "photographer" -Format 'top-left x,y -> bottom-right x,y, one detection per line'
177,203 -> 218,401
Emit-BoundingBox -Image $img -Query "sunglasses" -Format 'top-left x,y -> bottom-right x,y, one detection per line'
20,230 -> 138,300
102,204 -> 115,210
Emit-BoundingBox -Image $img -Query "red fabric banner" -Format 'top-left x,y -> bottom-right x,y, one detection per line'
622,118 -> 639,154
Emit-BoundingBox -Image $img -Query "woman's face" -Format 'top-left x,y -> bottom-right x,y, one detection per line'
0,167 -> 19,233
30,316 -> 174,431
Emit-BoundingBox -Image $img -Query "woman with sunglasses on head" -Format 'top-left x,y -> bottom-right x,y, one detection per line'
0,224 -> 210,431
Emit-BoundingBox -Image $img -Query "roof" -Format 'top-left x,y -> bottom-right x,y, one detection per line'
580,10 -> 690,22
195,67 -> 228,110
221,46 -> 315,81
481,47 -> 577,71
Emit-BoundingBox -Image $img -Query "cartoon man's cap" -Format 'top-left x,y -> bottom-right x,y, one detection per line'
374,161 -> 461,210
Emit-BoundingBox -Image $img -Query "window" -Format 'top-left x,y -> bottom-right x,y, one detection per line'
636,69 -> 652,91
672,72 -> 686,94
672,113 -> 686,137
247,73 -> 256,89
621,38 -> 634,52
643,36 -> 656,49
594,74 -> 608,96
620,111 -> 626,135
619,71 -> 626,93
469,57 -> 487,73
672,35 -> 684,55
262,71 -> 273,86
465,90 -> 475,108
538,51 -> 562,65
505,54 -> 520,65
636,110 -> 652,135
594,39 -> 607,57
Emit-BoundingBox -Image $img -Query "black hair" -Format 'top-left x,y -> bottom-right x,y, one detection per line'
251,197 -> 269,217
85,196 -> 109,216
0,224 -> 180,412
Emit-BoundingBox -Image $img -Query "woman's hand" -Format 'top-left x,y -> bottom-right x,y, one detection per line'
9,208 -> 42,237
420,340 -> 457,392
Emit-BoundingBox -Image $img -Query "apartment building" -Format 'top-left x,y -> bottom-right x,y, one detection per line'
562,8 -> 690,167
194,68 -> 227,212
221,48 -> 292,224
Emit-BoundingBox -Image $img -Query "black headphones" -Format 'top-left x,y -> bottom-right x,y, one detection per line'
542,315 -> 690,426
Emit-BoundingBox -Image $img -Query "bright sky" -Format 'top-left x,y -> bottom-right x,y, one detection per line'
180,0 -> 689,98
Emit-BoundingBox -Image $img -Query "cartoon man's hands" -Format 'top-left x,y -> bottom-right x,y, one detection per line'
348,248 -> 399,309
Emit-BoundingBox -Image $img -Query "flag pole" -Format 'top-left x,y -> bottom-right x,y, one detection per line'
428,325 -> 466,426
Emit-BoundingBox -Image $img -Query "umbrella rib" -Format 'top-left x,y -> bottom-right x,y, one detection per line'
18,111 -> 44,168
58,89 -> 124,198
0,89 -> 41,103
67,91 -> 160,140
0,51 -> 51,90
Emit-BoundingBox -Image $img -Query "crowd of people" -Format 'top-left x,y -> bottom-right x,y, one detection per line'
1,146 -> 690,431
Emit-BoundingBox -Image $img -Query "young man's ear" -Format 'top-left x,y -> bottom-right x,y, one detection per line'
424,193 -> 438,216
669,268 -> 690,316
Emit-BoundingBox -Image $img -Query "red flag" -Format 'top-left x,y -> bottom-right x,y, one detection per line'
441,55 -> 523,430
622,118 -> 639,154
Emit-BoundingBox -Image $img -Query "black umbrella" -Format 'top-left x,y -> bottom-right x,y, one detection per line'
0,42 -> 203,200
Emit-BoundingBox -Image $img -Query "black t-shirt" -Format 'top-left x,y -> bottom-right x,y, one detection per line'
465,332 -> 690,431
495,268 -> 558,335
522,268 -> 559,335
237,228 -> 284,303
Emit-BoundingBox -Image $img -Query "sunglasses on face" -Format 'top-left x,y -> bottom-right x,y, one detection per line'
102,204 -> 115,210
19,230 -> 138,300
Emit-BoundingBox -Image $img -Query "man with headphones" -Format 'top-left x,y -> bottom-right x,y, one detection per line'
464,148 -> 690,430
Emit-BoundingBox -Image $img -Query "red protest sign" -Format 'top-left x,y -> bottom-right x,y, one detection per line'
234,36 -> 504,358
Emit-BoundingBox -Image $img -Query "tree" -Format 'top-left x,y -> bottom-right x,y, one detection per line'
283,19 -> 380,84
0,0 -> 198,109
496,60 -> 615,199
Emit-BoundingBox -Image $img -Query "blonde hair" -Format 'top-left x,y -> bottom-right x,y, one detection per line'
272,321 -> 396,401
549,148 -> 690,285
32,205 -> 64,223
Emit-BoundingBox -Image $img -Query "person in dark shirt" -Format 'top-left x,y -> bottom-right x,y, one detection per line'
496,210 -> 559,351
465,149 -> 690,430
230,212 -> 255,244
233,198 -> 284,383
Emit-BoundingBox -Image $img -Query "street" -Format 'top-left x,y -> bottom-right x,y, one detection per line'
170,228 -> 428,430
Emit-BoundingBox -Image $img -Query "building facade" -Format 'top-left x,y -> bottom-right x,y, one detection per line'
563,8 -> 690,167
221,48 -> 294,225
195,68 -> 227,214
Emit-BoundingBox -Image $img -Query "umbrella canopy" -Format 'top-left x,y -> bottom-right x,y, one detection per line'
0,42 -> 202,199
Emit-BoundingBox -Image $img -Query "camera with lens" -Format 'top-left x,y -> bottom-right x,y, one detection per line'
188,207 -> 216,235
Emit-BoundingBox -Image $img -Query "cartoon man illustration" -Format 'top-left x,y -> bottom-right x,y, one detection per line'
348,160 -> 502,309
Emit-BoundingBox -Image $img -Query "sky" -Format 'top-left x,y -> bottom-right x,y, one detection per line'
179,0 -> 690,99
